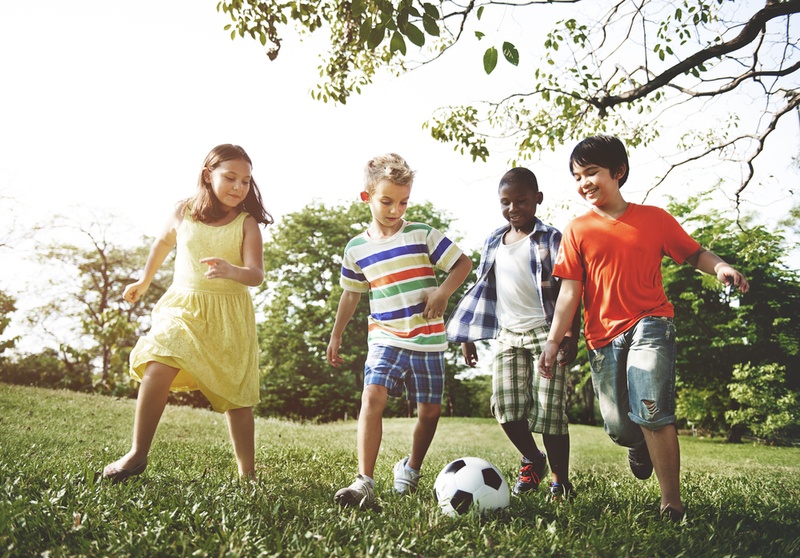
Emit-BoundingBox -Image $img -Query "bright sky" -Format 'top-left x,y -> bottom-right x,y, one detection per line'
1,1 -> 798,351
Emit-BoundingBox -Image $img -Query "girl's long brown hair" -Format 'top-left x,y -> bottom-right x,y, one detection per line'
187,144 -> 273,226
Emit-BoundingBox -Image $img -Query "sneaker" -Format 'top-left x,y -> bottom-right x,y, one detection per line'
549,480 -> 577,501
393,457 -> 421,494
628,442 -> 653,480
334,474 -> 375,508
513,452 -> 548,495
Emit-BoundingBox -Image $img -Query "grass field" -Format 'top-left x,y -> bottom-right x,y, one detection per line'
1,383 -> 799,557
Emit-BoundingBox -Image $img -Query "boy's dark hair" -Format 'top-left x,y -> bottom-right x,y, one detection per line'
499,167 -> 539,194
569,135 -> 630,188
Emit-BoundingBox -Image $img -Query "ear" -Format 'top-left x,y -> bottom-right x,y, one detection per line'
359,191 -> 370,202
536,191 -> 544,204
202,168 -> 211,185
613,164 -> 627,181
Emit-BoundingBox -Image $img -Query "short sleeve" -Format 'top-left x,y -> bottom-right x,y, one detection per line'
553,223 -> 585,282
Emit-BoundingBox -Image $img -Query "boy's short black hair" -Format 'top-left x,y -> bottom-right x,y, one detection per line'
569,135 -> 630,187
499,167 -> 539,194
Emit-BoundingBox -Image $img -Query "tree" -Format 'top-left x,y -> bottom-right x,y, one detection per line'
664,194 -> 800,440
27,217 -> 170,392
217,0 -> 800,206
0,290 -> 18,358
256,199 -> 478,421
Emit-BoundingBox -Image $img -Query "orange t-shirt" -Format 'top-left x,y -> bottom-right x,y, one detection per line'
554,203 -> 701,349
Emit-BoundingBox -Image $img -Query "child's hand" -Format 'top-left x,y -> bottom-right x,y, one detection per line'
558,336 -> 579,366
461,342 -> 478,367
538,340 -> 560,379
716,264 -> 750,294
327,336 -> 344,368
123,280 -> 149,304
200,257 -> 233,280
422,289 -> 448,320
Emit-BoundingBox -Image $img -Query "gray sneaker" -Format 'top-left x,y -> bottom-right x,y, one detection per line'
393,457 -> 421,494
334,474 -> 375,508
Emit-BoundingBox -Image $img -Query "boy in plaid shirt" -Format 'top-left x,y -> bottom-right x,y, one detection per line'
446,167 -> 580,498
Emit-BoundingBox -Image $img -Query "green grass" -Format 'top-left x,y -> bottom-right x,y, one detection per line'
1,384 -> 799,557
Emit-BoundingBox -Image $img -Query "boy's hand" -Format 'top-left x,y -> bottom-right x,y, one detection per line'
461,342 -> 478,367
558,336 -> 579,366
538,340 -> 561,379
326,336 -> 344,368
716,264 -> 750,294
422,289 -> 448,319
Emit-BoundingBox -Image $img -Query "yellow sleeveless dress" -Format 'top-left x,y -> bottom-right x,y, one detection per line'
129,209 -> 259,412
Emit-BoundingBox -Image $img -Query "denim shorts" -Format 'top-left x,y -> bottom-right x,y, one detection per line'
364,344 -> 444,404
589,316 -> 676,447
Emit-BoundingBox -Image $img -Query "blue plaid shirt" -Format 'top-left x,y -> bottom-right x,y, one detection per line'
445,219 -> 563,343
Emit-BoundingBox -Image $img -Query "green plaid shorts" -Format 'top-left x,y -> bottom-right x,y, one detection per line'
491,326 -> 570,435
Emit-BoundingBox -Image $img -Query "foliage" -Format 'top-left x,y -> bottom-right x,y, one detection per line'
664,194 -> 800,440
27,218 -> 171,393
255,199 -> 478,421
217,0 -> 800,201
3,383 -> 800,557
0,289 -> 17,357
727,362 -> 800,444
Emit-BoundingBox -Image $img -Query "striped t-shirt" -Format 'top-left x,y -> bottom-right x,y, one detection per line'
340,221 -> 464,352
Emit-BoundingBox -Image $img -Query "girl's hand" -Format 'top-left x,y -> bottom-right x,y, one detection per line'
123,280 -> 149,304
200,257 -> 234,280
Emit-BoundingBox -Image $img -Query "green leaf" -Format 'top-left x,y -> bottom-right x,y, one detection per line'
403,22 -> 425,47
477,6 -> 484,20
502,42 -> 519,66
422,14 -> 439,37
367,26 -> 385,50
483,47 -> 498,74
423,2 -> 439,18
390,31 -> 407,54
475,31 -> 485,40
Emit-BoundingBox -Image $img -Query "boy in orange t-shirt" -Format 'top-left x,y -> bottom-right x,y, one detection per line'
539,135 -> 749,521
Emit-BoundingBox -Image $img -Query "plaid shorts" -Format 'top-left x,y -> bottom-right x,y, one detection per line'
491,326 -> 569,435
364,344 -> 444,404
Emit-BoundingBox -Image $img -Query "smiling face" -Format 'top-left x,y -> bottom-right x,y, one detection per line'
366,179 -> 411,237
204,158 -> 252,212
572,162 -> 626,208
499,181 -> 542,234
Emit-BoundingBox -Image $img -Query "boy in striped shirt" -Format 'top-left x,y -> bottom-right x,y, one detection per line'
327,153 -> 472,508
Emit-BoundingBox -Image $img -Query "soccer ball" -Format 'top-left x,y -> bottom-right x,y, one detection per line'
433,457 -> 510,516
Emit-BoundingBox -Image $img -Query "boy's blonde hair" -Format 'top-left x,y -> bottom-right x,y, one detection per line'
363,153 -> 415,194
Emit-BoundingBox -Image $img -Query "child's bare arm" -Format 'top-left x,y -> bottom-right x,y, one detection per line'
423,254 -> 473,319
201,216 -> 265,286
327,290 -> 362,367
123,206 -> 181,303
539,279 -> 583,378
685,248 -> 750,293
558,304 -> 582,366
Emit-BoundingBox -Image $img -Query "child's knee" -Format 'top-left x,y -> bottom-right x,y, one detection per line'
417,402 -> 441,422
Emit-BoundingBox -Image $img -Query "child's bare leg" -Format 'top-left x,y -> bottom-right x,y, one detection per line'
408,402 -> 441,470
115,361 -> 179,468
542,433 -> 570,484
226,407 -> 256,479
642,424 -> 683,513
500,420 -> 542,461
358,384 -> 388,478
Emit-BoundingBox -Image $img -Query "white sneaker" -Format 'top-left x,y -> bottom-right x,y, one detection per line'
334,474 -> 375,507
393,457 -> 421,494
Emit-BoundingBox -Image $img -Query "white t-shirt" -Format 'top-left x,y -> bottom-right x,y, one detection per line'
495,233 -> 548,332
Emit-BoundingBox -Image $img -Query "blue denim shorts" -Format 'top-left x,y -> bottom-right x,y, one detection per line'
589,316 -> 676,447
364,344 -> 444,404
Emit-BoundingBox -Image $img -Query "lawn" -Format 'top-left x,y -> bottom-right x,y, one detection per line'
1,383 -> 798,557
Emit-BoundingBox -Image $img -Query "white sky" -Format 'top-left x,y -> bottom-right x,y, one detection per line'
1,0 -> 798,351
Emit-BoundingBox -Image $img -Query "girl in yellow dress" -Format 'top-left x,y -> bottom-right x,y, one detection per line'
103,144 -> 272,481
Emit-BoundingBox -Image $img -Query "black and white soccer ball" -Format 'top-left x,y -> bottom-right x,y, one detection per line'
433,457 -> 510,516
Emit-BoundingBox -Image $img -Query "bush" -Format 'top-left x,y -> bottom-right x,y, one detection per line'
726,362 -> 800,445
